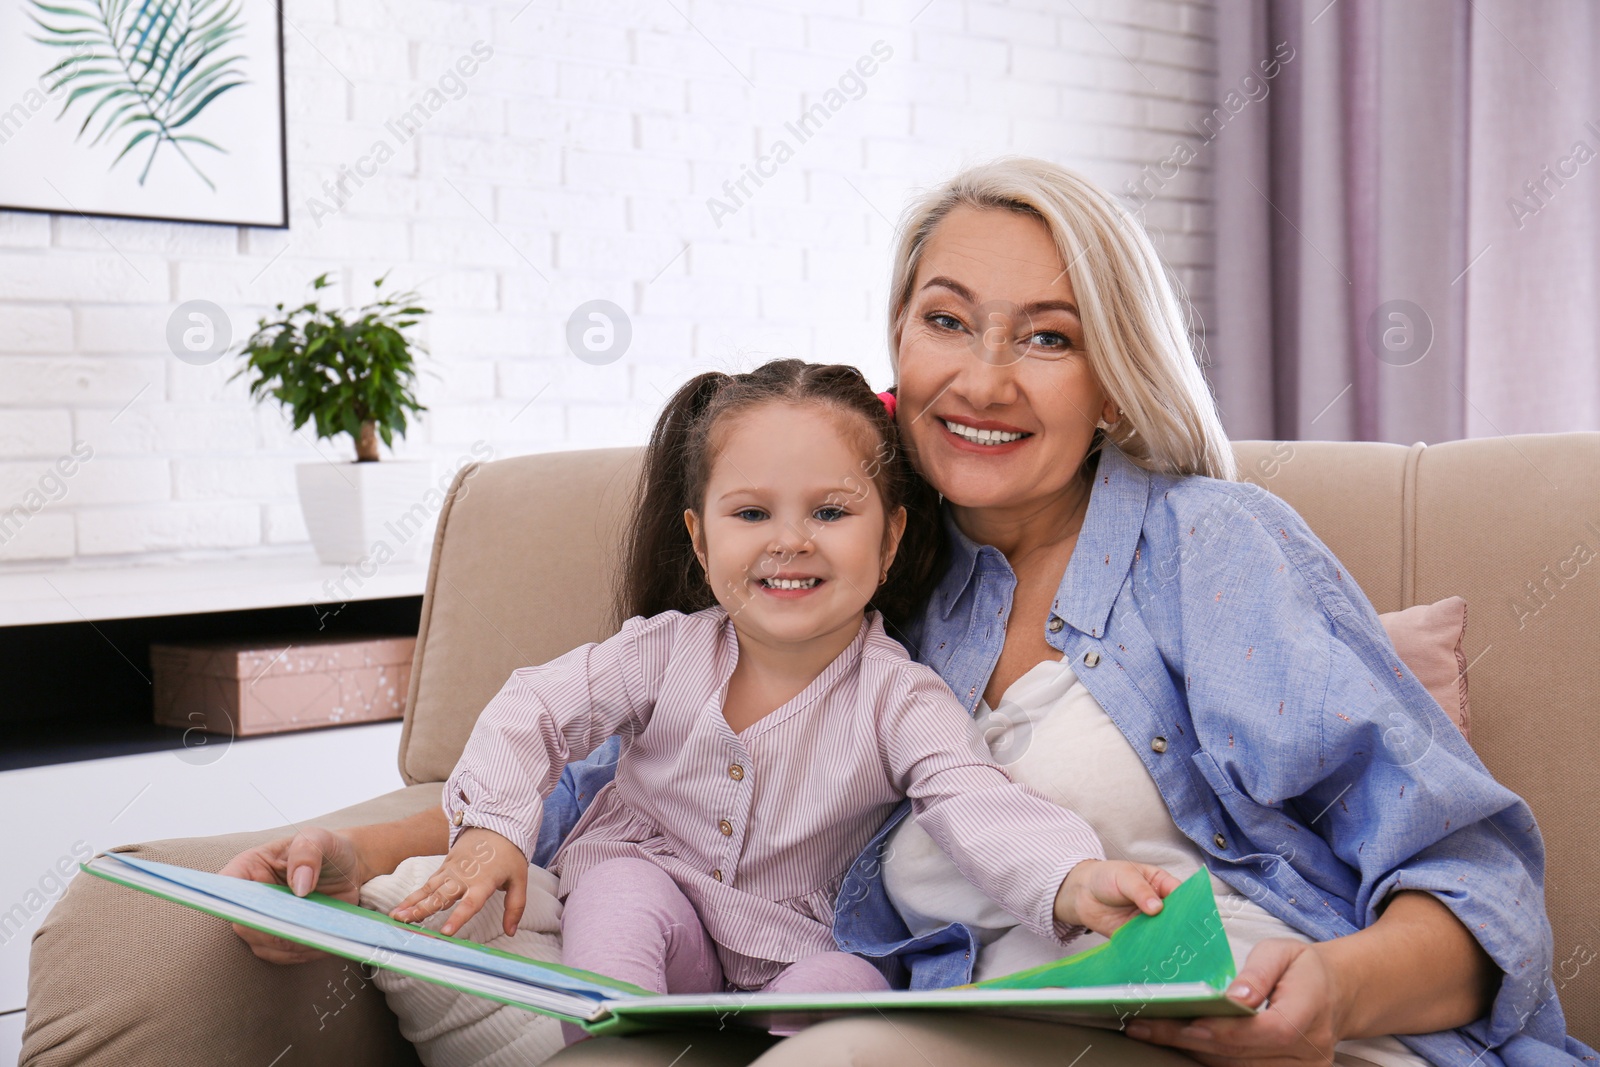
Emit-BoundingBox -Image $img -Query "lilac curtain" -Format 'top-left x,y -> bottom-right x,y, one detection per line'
1208,0 -> 1600,444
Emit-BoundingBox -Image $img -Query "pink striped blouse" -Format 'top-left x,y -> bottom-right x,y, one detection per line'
443,607 -> 1105,988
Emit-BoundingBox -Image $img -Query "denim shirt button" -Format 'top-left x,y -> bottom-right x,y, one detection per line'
1151,736 -> 1168,753
1047,617 -> 1064,633
1082,651 -> 1101,667
1213,832 -> 1228,850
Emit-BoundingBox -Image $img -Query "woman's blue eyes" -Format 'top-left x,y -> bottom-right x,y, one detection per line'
734,508 -> 767,522
925,312 -> 1074,351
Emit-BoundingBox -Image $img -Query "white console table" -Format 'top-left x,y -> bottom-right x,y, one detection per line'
0,551 -> 429,627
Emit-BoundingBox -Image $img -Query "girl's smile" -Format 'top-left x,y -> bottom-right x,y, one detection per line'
757,573 -> 824,596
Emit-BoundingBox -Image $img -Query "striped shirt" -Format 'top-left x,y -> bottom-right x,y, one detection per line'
443,606 -> 1105,988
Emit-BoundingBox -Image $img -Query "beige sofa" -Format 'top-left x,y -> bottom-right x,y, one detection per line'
22,435 -> 1600,1065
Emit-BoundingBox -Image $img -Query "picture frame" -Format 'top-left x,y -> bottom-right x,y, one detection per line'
0,0 -> 289,229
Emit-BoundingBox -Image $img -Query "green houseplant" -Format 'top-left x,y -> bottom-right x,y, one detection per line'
230,273 -> 438,565
230,272 -> 429,462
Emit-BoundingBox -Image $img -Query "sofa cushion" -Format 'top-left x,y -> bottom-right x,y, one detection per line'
1409,432 -> 1600,1048
1378,596 -> 1470,739
399,448 -> 642,787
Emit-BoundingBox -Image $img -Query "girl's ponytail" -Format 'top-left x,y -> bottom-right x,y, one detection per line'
615,371 -> 728,625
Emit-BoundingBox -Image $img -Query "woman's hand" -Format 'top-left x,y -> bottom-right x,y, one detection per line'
389,827 -> 529,937
218,826 -> 370,964
1053,859 -> 1182,937
1123,890 -> 1501,1064
1124,938 -> 1346,1066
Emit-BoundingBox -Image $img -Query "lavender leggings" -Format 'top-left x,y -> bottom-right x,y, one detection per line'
559,857 -> 889,1045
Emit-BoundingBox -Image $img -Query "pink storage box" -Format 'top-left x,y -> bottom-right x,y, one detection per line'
151,633 -> 416,736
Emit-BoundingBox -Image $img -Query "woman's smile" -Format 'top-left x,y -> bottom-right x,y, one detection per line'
936,414 -> 1035,454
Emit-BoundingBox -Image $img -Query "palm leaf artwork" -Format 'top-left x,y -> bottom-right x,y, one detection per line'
28,0 -> 249,191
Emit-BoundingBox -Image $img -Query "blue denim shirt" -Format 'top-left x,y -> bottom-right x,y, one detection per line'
529,735 -> 620,869
532,442 -> 1595,1067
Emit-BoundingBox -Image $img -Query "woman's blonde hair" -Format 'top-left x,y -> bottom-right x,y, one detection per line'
887,157 -> 1235,481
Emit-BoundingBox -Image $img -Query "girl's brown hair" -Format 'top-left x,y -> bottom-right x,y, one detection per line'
616,359 -> 943,636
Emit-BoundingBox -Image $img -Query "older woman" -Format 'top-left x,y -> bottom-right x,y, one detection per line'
730,159 -> 1586,1067
228,159 -> 1590,1067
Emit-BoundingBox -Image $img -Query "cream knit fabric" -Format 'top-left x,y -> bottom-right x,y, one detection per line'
358,856 -> 565,1067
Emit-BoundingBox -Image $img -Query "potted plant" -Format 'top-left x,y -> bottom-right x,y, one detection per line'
230,272 -> 436,565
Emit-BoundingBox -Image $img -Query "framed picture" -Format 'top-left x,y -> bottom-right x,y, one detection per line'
0,0 -> 288,228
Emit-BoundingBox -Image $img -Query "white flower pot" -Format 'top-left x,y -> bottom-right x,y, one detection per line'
295,460 -> 438,565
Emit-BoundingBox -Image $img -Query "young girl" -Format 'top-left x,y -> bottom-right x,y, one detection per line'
390,360 -> 1177,1042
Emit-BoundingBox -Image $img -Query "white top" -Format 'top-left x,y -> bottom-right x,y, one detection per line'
882,655 -> 1429,1067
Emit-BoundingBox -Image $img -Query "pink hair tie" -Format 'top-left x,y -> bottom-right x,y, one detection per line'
876,391 -> 898,419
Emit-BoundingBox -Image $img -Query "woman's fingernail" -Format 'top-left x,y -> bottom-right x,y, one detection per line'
1228,982 -> 1252,1000
1181,1026 -> 1213,1040
290,868 -> 313,896
1125,1024 -> 1150,1039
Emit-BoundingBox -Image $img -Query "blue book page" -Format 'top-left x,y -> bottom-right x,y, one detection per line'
108,855 -> 644,1001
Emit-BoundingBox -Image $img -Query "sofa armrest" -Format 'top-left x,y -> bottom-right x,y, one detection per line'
22,783 -> 439,1067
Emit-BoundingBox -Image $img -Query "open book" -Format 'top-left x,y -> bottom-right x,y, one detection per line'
84,854 -> 1253,1036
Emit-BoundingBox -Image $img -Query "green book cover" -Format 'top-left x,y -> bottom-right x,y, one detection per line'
972,866 -> 1234,991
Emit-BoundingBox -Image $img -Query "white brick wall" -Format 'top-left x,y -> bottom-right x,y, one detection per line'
0,0 -> 1217,568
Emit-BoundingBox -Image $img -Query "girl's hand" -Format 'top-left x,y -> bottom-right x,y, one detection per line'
389,827 -> 529,937
1123,939 -> 1346,1066
218,827 -> 369,964
1052,858 -> 1182,938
